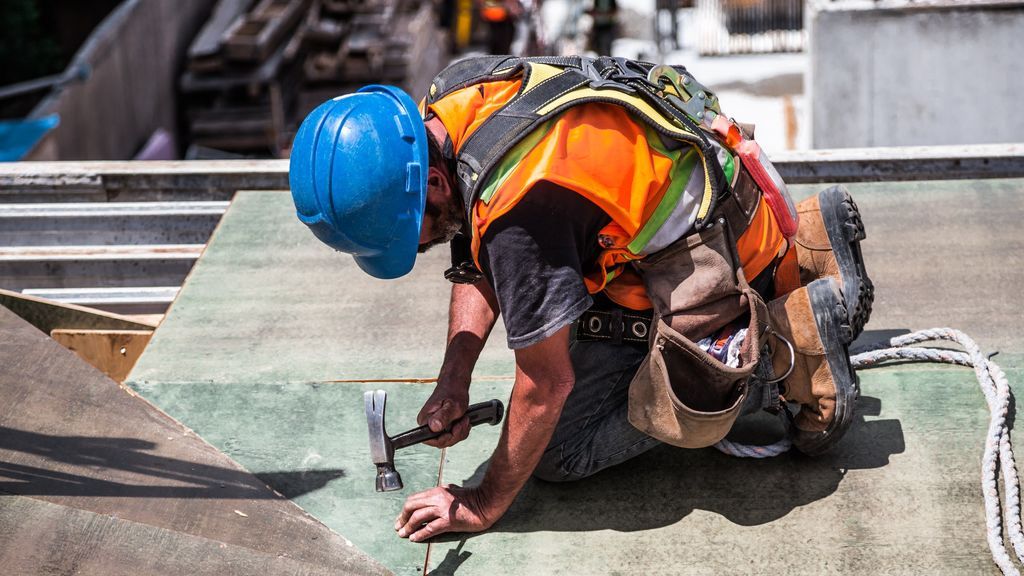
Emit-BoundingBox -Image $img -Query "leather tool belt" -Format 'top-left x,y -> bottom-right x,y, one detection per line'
628,214 -> 770,450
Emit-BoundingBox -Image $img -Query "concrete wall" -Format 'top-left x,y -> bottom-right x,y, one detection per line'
810,1 -> 1024,149
27,0 -> 212,160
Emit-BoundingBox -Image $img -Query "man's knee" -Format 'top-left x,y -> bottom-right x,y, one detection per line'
532,444 -> 595,483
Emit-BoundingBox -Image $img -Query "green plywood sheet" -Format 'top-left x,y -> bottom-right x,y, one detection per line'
429,367 -> 1024,575
125,178 -> 1024,575
126,191 -> 514,386
424,178 -> 1024,574
130,380 -> 474,576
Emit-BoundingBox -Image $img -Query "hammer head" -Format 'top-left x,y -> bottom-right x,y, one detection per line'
364,389 -> 403,492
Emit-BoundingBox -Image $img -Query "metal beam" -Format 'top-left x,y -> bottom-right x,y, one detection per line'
0,202 -> 227,246
21,286 -> 179,315
773,143 -> 1024,183
0,145 -> 1022,202
0,245 -> 202,291
0,160 -> 290,202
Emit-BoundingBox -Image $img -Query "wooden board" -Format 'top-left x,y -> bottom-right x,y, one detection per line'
0,305 -> 388,575
50,329 -> 153,383
0,288 -> 157,333
0,495 -> 353,576
189,0 -> 256,62
222,0 -> 311,62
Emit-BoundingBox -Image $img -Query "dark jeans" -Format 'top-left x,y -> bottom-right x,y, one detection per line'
533,339 -> 659,482
532,336 -> 771,482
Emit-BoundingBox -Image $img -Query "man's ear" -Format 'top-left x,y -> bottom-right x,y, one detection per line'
426,165 -> 451,200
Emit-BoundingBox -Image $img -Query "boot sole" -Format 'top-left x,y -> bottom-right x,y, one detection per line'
793,278 -> 859,456
818,185 -> 874,343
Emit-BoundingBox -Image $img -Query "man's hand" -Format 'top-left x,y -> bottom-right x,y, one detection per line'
394,484 -> 503,542
418,281 -> 501,449
396,326 -> 575,543
417,384 -> 471,448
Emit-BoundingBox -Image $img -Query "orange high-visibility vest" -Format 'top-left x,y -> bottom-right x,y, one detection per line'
427,79 -> 786,310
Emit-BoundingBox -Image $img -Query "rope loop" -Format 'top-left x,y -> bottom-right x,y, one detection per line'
712,327 -> 1020,576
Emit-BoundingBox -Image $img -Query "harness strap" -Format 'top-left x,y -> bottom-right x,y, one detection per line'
715,165 -> 762,243
428,55 -> 763,269
454,65 -> 592,217
427,56 -> 585,104
448,56 -> 729,225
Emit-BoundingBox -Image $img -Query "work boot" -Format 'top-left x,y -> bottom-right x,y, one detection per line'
794,185 -> 874,342
765,278 -> 857,455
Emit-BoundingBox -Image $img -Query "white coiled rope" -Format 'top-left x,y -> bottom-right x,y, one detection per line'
713,328 -> 1021,575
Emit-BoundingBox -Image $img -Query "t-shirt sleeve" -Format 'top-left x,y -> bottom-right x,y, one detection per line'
478,181 -> 611,349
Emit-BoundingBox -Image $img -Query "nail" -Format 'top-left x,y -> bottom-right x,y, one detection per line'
398,528 -> 407,537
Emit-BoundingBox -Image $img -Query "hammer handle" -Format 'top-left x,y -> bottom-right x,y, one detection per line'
390,399 -> 504,451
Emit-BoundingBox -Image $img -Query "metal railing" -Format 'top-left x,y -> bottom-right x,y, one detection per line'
696,0 -> 806,55
1,144 -> 1022,314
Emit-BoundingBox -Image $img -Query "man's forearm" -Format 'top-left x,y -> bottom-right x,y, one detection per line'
396,327 -> 576,539
438,281 -> 500,387
476,327 -> 575,514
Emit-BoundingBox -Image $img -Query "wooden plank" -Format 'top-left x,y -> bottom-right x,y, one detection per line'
222,0 -> 311,62
0,305 -> 389,574
122,313 -> 165,326
0,288 -> 157,333
189,0 -> 256,61
0,495 -> 375,576
50,329 -> 153,383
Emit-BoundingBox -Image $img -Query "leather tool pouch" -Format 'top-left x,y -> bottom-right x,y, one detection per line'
628,219 -> 767,448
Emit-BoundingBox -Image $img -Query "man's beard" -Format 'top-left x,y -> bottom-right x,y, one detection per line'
418,199 -> 463,254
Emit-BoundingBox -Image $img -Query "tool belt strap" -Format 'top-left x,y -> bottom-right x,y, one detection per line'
576,308 -> 654,345
714,163 -> 762,240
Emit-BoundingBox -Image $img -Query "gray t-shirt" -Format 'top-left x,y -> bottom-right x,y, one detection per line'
478,181 -> 611,349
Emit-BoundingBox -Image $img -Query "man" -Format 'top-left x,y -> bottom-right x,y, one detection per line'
289,56 -> 872,543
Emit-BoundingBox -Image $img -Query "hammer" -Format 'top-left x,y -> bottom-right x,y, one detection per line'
364,389 -> 504,492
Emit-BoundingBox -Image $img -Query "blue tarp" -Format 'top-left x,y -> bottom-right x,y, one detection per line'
0,114 -> 60,161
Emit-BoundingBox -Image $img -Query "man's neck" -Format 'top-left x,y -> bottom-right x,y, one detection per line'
425,116 -> 448,153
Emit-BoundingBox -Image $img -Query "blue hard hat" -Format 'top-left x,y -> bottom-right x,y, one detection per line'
289,85 -> 428,279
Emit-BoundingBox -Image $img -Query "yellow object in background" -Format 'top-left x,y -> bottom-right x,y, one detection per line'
456,0 -> 473,50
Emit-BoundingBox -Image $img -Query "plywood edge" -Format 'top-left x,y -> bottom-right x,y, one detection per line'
0,289 -> 158,333
50,329 -> 154,383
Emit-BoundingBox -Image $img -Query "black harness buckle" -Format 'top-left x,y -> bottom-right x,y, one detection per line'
445,231 -> 484,284
444,261 -> 484,284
